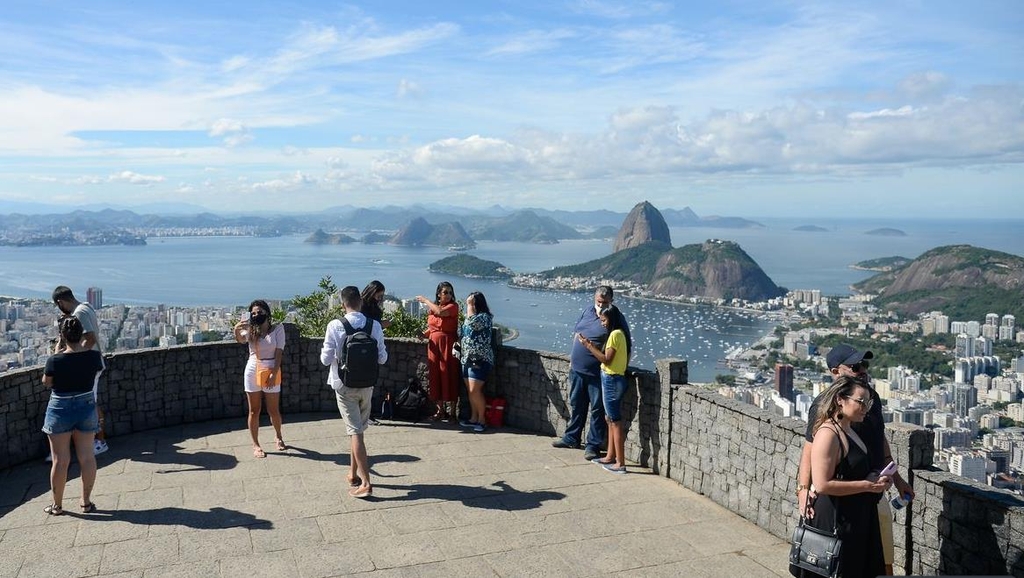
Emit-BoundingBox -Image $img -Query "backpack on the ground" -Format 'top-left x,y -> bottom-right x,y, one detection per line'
340,318 -> 379,388
392,377 -> 429,421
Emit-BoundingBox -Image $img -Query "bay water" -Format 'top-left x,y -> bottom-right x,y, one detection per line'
1,217 -> 1020,382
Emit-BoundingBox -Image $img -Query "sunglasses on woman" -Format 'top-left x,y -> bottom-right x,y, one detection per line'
844,395 -> 874,411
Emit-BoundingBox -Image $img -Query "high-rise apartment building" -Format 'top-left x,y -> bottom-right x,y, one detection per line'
86,287 -> 102,309
774,363 -> 794,402
948,451 -> 987,483
986,313 -> 1000,326
975,336 -> 993,357
966,320 -> 981,337
935,314 -> 950,334
953,383 -> 978,417
955,334 -> 974,359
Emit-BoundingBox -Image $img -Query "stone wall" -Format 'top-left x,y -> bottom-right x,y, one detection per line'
3,336 -> 1024,576
0,325 -> 433,467
908,469 -> 1024,576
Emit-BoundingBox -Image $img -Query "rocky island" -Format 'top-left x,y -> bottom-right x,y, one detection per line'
515,201 -> 786,303
428,254 -> 512,279
865,227 -> 907,237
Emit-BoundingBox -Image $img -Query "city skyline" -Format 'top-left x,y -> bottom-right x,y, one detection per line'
1,1 -> 1022,217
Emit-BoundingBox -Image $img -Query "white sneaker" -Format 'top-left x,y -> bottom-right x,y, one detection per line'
94,440 -> 109,455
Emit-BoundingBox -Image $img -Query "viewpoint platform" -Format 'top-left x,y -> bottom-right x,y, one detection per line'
0,414 -> 790,577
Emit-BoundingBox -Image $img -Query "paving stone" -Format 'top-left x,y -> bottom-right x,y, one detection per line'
100,536 -> 181,574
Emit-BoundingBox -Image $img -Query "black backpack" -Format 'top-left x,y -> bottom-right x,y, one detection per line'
340,318 -> 379,388
393,377 -> 429,421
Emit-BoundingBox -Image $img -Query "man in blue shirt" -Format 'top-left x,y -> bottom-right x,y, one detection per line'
552,286 -> 631,461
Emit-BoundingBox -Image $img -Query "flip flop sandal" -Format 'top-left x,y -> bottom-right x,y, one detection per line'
346,475 -> 362,488
81,502 -> 97,513
253,447 -> 266,459
348,486 -> 373,499
44,504 -> 63,516
275,439 -> 288,451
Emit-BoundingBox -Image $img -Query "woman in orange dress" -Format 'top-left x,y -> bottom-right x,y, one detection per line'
416,281 -> 460,420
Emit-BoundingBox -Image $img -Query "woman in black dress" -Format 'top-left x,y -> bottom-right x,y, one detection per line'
807,376 -> 890,577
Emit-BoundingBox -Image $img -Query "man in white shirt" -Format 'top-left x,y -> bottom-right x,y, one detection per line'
320,285 -> 388,499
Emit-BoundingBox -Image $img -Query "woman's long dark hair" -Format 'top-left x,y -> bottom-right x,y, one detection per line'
468,291 -> 490,315
599,304 -> 628,358
434,281 -> 456,305
248,299 -> 272,339
361,280 -> 385,305
361,280 -> 386,321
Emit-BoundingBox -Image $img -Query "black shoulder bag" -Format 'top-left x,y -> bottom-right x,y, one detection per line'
789,425 -> 844,578
789,495 -> 842,577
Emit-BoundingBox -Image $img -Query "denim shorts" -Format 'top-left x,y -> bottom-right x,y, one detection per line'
601,373 -> 627,422
461,358 -> 492,382
42,391 -> 99,435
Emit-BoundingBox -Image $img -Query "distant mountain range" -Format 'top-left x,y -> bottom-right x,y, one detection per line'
0,203 -> 762,233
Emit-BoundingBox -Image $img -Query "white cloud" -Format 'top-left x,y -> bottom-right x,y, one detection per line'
209,118 -> 253,147
486,29 -> 577,56
396,79 -> 423,99
251,171 -> 316,191
108,171 -> 165,184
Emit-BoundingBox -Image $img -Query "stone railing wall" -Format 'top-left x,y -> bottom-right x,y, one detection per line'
3,335 -> 1022,575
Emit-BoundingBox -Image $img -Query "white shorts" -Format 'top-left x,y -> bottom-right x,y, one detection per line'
243,360 -> 281,394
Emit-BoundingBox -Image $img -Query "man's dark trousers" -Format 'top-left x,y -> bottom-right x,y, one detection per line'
561,369 -> 606,452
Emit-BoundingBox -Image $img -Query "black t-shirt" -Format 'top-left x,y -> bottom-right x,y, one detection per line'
44,350 -> 104,395
805,385 -> 886,471
360,301 -> 384,323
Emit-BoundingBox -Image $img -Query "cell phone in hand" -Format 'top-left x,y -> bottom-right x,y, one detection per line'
879,460 -> 898,477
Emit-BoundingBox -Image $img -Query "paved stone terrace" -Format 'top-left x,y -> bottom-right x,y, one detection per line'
0,414 -> 790,578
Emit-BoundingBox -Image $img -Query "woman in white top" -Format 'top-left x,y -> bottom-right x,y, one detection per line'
233,299 -> 286,458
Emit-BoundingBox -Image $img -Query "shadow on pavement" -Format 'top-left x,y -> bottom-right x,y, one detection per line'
372,479 -> 565,510
78,505 -> 273,529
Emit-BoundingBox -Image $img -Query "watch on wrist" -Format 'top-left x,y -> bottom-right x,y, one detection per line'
795,484 -> 808,495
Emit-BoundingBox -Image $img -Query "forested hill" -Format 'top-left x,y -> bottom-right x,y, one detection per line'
854,244 -> 1024,320
539,239 -> 784,301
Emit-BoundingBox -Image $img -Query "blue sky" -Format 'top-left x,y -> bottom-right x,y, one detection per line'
0,1 -> 1021,217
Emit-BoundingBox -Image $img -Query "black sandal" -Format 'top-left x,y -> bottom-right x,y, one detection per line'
81,502 -> 96,513
44,504 -> 63,516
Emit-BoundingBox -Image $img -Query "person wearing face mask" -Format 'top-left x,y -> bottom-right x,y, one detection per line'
416,282 -> 460,421
552,286 -> 631,462
233,299 -> 286,458
795,344 -> 915,576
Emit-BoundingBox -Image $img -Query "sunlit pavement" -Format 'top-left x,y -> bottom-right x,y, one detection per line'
0,414 -> 790,577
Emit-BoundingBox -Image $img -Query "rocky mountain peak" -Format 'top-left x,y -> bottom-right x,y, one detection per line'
613,201 -> 672,252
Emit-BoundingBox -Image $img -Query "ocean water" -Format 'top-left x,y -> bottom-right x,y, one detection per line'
1,217 -> 1020,381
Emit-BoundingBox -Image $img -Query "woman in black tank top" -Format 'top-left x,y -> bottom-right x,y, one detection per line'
41,316 -> 104,516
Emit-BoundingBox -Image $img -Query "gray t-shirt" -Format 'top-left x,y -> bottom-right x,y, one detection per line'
73,303 -> 101,352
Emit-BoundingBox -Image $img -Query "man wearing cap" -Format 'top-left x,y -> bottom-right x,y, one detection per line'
796,344 -> 916,576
